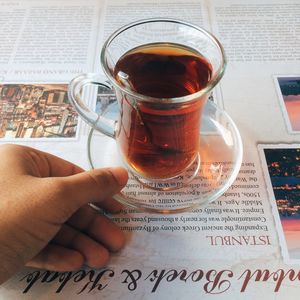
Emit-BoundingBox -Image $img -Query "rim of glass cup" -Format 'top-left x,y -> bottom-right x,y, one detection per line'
100,18 -> 227,104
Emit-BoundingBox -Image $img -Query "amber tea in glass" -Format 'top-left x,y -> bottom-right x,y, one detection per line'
114,43 -> 212,178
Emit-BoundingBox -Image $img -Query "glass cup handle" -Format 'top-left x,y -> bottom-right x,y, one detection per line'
68,73 -> 117,138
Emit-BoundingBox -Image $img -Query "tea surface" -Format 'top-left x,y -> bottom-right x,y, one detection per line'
114,42 -> 212,98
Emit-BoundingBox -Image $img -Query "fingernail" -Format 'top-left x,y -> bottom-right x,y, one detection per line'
109,167 -> 128,186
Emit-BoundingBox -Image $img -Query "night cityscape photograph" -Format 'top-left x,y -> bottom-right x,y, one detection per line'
264,148 -> 300,219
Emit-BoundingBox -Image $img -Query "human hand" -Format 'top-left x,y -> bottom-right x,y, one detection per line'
0,144 -> 128,284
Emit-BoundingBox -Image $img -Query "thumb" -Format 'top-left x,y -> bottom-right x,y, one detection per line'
45,167 -> 128,217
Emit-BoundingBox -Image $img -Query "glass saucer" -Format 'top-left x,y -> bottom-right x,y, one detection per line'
87,100 -> 243,213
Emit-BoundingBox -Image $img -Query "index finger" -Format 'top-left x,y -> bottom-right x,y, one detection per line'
0,144 -> 84,177
29,148 -> 85,177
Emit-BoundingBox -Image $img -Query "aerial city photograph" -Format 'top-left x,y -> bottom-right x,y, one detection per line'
0,83 -> 78,138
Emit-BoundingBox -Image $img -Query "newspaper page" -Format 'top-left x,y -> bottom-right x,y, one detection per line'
0,0 -> 300,299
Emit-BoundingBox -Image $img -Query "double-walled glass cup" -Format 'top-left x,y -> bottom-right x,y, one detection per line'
68,19 -> 242,213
